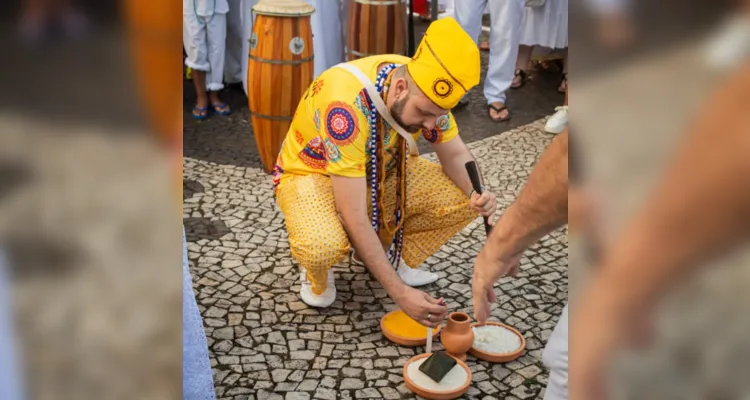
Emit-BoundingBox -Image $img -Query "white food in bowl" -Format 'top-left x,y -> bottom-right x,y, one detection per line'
406,358 -> 468,391
472,325 -> 522,354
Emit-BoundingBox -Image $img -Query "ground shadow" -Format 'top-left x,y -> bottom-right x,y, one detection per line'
183,217 -> 232,242
183,179 -> 205,201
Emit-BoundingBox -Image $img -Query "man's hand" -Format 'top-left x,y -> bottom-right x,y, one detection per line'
470,190 -> 498,219
472,246 -> 523,323
393,285 -> 448,328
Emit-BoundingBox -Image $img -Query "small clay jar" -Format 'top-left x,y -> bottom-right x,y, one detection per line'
440,312 -> 474,361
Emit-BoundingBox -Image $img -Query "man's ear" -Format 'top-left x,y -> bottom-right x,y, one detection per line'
394,77 -> 410,100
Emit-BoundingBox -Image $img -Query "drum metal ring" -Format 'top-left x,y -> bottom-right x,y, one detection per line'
248,54 -> 314,65
248,110 -> 293,121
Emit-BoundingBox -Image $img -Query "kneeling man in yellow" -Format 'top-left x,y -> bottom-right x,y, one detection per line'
273,18 -> 498,327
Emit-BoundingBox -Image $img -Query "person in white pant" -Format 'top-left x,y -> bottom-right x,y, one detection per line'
454,0 -> 525,121
472,130 -> 569,399
224,0 -> 244,85
184,0 -> 232,119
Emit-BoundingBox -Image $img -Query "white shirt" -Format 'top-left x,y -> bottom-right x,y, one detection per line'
184,0 -> 229,17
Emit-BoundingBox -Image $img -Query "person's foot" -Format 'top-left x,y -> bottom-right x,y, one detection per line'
396,260 -> 438,287
193,96 -> 209,119
545,105 -> 568,134
208,93 -> 231,116
558,73 -> 568,93
488,102 -> 510,122
511,69 -> 527,89
479,40 -> 490,51
300,269 -> 336,308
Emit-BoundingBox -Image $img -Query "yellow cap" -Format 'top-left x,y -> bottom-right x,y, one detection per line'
406,17 -> 480,110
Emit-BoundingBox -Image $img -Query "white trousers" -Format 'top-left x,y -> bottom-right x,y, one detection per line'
543,303 -> 569,400
183,11 -> 228,92
306,0 -> 345,79
454,0 -> 524,104
224,0 -> 244,84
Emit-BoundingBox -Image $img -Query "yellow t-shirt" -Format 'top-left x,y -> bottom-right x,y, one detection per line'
272,55 -> 459,188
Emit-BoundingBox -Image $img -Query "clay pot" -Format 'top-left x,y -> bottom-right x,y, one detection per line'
440,312 -> 474,361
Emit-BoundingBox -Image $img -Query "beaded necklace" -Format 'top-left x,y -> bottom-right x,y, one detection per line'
371,63 -> 407,267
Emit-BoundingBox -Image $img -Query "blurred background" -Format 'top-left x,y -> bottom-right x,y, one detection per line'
570,0 -> 750,398
0,0 -> 182,399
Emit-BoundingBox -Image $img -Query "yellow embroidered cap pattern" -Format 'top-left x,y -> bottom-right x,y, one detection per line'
407,17 -> 481,110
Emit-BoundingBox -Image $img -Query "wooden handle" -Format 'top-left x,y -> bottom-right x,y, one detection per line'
465,161 -> 491,235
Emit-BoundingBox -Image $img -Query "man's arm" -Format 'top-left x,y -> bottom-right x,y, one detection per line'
433,136 -> 498,218
472,131 -> 569,322
573,64 -> 750,399
330,175 -> 446,327
433,136 -> 477,196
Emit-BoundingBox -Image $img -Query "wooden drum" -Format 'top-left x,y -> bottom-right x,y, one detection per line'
347,0 -> 407,61
248,0 -> 315,173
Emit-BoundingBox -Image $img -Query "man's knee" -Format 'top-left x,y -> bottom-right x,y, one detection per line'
290,235 -> 349,270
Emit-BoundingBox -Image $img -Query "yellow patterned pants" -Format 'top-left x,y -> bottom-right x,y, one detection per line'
276,157 -> 477,295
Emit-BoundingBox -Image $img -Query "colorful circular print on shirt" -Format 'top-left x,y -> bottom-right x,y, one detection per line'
422,127 -> 442,143
325,101 -> 359,146
324,138 -> 341,163
436,114 -> 451,132
299,137 -> 327,170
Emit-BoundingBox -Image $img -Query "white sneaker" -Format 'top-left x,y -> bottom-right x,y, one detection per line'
397,259 -> 438,287
299,269 -> 336,308
545,106 -> 568,134
352,251 -> 438,287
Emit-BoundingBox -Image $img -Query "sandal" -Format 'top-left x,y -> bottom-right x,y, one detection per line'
559,73 -> 568,93
192,106 -> 209,120
488,103 -> 510,122
511,69 -> 527,89
211,102 -> 231,116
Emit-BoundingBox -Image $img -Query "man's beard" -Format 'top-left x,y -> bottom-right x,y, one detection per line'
389,97 -> 421,134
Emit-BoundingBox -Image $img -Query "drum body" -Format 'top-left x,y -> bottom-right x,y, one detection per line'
248,11 -> 314,173
123,0 -> 182,145
347,0 -> 407,61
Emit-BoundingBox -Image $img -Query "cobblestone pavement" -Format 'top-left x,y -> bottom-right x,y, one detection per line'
183,119 -> 567,400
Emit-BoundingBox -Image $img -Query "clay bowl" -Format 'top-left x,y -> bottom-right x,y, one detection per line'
469,321 -> 526,363
403,353 -> 472,400
380,309 -> 442,347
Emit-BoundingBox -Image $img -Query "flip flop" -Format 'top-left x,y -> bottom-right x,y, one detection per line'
510,69 -> 527,89
488,103 -> 510,122
558,73 -> 568,93
192,106 -> 209,120
211,102 -> 231,116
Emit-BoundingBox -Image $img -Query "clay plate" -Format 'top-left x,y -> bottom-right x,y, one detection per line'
403,353 -> 472,400
469,321 -> 526,363
380,309 -> 442,347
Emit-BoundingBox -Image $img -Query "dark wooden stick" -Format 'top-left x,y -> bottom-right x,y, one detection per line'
465,161 -> 491,235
